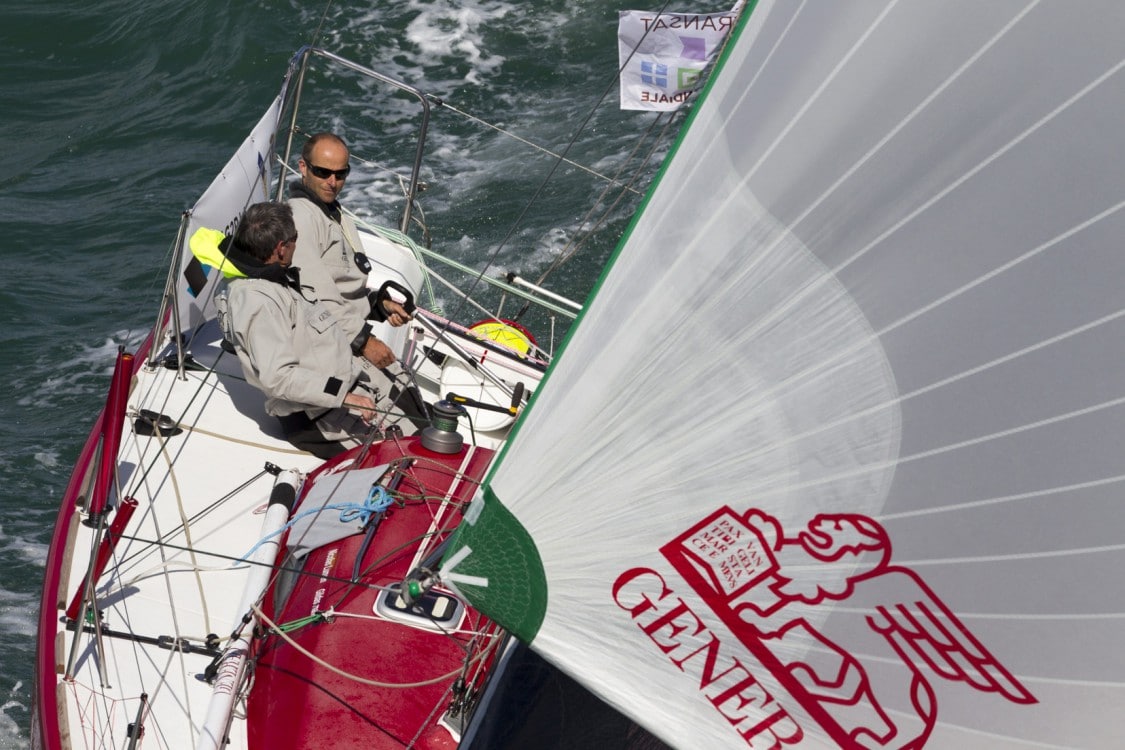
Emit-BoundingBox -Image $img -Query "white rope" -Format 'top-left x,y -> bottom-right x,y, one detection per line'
251,603 -> 493,689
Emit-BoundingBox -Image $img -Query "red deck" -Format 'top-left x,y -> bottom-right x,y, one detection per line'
247,437 -> 497,749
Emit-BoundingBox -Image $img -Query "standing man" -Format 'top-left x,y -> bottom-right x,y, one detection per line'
288,133 -> 410,369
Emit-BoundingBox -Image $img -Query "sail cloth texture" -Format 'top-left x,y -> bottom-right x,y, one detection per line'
617,6 -> 739,111
175,75 -> 290,334
447,1 -> 1125,748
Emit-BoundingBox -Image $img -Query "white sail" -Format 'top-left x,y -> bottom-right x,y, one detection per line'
444,1 -> 1125,748
175,69 -> 292,333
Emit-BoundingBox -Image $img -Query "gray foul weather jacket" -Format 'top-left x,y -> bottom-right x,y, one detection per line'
189,227 -> 381,421
228,278 -> 369,419
288,183 -> 371,341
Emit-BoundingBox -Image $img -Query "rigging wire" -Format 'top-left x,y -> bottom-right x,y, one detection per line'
427,98 -> 646,196
412,0 -> 681,334
155,422 -> 212,632
124,236 -> 180,355
307,0 -> 336,50
534,112 -> 673,283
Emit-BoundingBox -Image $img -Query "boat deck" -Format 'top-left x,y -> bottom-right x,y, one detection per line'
248,439 -> 498,749
52,326 -> 322,749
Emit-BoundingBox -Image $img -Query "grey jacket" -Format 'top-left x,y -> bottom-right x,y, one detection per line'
289,187 -> 371,341
226,276 -> 370,418
223,275 -> 369,420
189,225 -> 388,426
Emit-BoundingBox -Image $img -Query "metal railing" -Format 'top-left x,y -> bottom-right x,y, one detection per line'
275,47 -> 432,237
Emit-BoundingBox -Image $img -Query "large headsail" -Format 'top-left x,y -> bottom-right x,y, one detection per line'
442,1 -> 1125,748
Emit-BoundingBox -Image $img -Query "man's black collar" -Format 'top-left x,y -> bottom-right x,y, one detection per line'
289,180 -> 342,222
218,235 -> 302,290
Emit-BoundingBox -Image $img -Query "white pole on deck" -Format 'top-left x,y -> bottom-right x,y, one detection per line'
195,468 -> 301,750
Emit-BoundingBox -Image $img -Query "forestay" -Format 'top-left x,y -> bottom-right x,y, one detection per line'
444,2 -> 1125,748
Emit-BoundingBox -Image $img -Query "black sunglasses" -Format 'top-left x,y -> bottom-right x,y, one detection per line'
306,162 -> 351,180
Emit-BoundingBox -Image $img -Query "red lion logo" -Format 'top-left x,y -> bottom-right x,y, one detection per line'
661,508 -> 1035,749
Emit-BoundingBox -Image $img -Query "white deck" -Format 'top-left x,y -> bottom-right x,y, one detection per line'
54,324 -> 321,749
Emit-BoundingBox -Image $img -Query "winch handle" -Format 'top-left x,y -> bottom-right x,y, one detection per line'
445,384 -> 526,416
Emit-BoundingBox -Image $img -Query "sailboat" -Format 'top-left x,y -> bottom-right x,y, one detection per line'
35,1 -> 1125,748
30,46 -> 596,749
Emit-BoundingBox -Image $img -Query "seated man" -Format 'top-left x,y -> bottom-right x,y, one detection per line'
190,201 -> 417,459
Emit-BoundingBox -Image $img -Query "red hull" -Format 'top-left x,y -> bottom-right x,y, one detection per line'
32,337 -> 153,750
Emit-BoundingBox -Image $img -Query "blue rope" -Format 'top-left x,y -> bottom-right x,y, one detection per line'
340,485 -> 394,522
236,485 -> 394,564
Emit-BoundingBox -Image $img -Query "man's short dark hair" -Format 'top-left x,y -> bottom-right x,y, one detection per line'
301,132 -> 349,163
234,202 -> 295,261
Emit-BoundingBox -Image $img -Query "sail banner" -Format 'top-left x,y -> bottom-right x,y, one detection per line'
448,1 -> 1125,748
617,8 -> 737,111
175,63 -> 294,334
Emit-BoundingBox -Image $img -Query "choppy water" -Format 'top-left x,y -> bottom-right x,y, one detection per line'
0,0 -> 728,745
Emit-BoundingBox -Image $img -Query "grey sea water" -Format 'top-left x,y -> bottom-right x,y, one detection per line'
0,0 -> 728,745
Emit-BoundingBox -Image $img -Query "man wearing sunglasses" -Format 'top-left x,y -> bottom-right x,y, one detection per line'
288,133 -> 411,370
